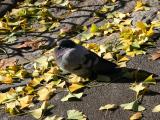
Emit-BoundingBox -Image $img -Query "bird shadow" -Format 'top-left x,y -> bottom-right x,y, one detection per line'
96,67 -> 158,83
90,66 -> 160,96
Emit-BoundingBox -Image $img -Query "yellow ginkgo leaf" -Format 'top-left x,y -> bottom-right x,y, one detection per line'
90,24 -> 98,33
44,115 -> 63,120
31,108 -> 43,119
6,100 -> 20,109
0,74 -> 13,84
134,1 -> 144,11
69,83 -> 84,93
0,93 -> 7,103
69,74 -> 85,83
152,105 -> 160,112
48,66 -> 60,74
29,77 -> 43,87
15,69 -> 27,79
6,100 -> 20,115
136,21 -> 147,33
146,26 -> 154,37
37,87 -> 54,101
18,95 -> 33,109
103,52 -> 113,60
24,86 -> 34,94
129,83 -> 146,96
31,101 -> 51,119
118,56 -> 129,62
84,43 -> 100,53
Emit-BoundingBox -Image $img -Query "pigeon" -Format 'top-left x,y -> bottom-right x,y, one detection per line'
53,39 -> 119,79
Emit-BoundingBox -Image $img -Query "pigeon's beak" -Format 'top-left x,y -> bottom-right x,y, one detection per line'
55,39 -> 62,47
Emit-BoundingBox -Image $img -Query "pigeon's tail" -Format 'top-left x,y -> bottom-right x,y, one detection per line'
93,57 -> 120,75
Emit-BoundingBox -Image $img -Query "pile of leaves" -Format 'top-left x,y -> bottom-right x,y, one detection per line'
0,55 -> 88,119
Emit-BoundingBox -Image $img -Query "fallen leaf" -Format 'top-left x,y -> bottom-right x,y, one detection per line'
28,77 -> 43,87
81,33 -> 94,41
103,52 -> 113,60
51,0 -> 64,4
120,101 -> 145,112
67,109 -> 87,120
0,58 -> 17,69
143,75 -> 156,85
113,18 -> 121,24
136,21 -> 147,33
130,83 -> 146,96
150,50 -> 160,60
31,107 -> 43,119
34,56 -> 49,70
15,69 -> 28,79
6,100 -> 20,115
90,24 -> 98,33
6,100 -> 20,109
42,72 -> 55,82
146,26 -> 154,37
121,19 -> 132,26
99,104 -> 118,110
152,104 -> 160,112
0,93 -> 7,103
6,88 -> 18,100
111,0 -> 116,3
0,74 -> 13,84
32,70 -> 40,77
130,112 -> 142,120
61,92 -> 83,102
83,43 -> 100,53
48,66 -> 60,75
44,115 -> 63,120
18,95 -> 33,109
37,87 -> 55,101
118,56 -> 129,62
49,22 -> 60,31
60,27 -> 72,34
69,83 -> 84,92
117,12 -> 126,19
68,74 -> 87,83
134,1 -> 145,11
30,101 -> 51,119
16,39 -> 46,50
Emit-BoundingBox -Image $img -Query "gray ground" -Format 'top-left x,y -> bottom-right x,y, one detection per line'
0,0 -> 160,120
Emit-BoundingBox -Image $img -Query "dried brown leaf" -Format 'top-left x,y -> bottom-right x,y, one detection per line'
130,112 -> 142,120
16,39 -> 46,50
150,50 -> 160,60
0,58 -> 17,69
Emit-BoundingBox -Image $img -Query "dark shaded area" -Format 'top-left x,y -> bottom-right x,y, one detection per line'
0,0 -> 20,18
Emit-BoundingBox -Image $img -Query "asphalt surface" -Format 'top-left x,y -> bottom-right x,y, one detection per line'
0,0 -> 160,120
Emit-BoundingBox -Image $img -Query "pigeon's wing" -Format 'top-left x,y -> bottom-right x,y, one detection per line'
88,51 -> 119,75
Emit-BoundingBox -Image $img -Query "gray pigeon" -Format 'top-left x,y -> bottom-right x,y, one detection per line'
54,39 -> 119,79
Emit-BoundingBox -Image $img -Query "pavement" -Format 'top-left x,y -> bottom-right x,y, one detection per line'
0,0 -> 160,120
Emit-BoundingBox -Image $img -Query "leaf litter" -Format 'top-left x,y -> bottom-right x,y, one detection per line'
0,0 -> 159,119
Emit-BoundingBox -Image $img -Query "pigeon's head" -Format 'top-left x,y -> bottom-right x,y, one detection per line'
54,40 -> 77,59
57,40 -> 76,49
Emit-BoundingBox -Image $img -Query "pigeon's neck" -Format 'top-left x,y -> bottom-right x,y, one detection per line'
56,48 -> 70,59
